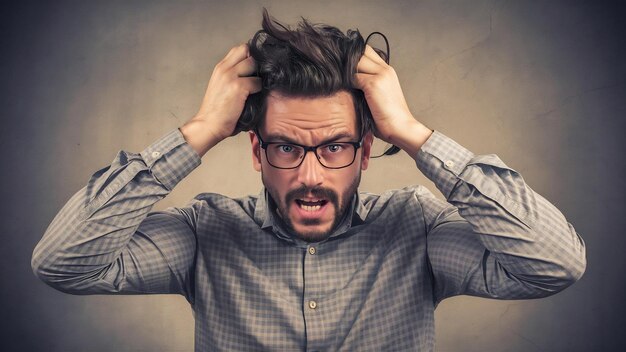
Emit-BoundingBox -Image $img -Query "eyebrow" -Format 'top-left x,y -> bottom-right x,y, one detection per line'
264,132 -> 357,145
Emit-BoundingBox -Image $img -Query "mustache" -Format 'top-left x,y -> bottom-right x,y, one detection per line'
285,185 -> 339,205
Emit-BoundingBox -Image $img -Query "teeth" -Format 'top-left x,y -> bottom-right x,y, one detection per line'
301,204 -> 322,212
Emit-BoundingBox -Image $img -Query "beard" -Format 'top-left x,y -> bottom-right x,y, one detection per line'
264,172 -> 361,242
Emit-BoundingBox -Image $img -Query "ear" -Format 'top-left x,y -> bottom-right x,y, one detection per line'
249,131 -> 262,172
360,131 -> 374,171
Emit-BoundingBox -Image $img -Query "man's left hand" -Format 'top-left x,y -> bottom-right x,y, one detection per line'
354,45 -> 433,155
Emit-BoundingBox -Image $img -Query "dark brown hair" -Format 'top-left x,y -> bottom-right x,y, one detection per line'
236,9 -> 398,155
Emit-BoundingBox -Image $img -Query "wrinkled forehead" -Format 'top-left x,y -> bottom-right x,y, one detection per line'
261,90 -> 359,144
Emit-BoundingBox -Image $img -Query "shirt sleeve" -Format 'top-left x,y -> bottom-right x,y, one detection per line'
31,128 -> 202,302
415,130 -> 587,305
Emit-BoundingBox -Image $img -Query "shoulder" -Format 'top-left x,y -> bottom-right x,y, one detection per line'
188,192 -> 258,210
358,185 -> 443,221
359,184 -> 439,206
178,192 -> 259,220
358,185 -> 457,233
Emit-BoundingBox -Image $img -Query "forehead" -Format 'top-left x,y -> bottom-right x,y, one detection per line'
262,91 -> 358,142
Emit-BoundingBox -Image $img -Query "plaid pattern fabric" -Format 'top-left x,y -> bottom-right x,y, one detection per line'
32,128 -> 587,351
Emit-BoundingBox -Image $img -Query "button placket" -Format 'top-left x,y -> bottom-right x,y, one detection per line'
303,244 -> 323,347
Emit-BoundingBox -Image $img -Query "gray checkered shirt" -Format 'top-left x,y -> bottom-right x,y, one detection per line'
32,128 -> 586,351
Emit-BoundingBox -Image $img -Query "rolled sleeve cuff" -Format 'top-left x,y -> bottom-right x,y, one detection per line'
415,130 -> 474,198
140,128 -> 201,191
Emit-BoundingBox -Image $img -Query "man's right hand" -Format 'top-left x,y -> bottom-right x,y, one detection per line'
180,43 -> 262,157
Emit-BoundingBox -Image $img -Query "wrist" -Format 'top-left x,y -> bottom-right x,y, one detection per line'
179,119 -> 224,158
389,120 -> 433,158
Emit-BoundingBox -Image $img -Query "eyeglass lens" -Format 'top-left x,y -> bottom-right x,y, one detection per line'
266,143 -> 356,168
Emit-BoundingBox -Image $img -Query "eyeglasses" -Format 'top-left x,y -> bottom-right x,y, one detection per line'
255,129 -> 363,169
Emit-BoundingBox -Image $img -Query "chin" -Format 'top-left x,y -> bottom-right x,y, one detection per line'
293,227 -> 333,242
296,231 -> 330,242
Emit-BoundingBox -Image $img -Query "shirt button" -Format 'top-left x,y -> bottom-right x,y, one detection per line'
308,246 -> 316,255
444,160 -> 455,168
308,300 -> 317,309
152,151 -> 161,158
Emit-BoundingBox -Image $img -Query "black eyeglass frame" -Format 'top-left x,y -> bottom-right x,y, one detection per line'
254,129 -> 363,170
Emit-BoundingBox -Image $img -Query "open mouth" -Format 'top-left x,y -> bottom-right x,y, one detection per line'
295,199 -> 328,212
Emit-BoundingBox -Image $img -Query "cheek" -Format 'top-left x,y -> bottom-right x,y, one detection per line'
334,168 -> 361,194
261,168 -> 292,196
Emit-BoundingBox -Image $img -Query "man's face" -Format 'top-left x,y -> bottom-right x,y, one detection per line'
250,91 -> 373,242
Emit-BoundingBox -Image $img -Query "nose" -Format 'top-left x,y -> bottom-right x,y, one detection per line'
297,150 -> 325,187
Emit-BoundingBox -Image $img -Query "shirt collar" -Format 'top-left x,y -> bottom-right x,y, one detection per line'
253,187 -> 368,245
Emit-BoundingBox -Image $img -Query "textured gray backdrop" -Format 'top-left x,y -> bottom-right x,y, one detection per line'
2,0 -> 624,351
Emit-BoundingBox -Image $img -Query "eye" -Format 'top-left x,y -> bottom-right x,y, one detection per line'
277,144 -> 296,153
325,144 -> 344,153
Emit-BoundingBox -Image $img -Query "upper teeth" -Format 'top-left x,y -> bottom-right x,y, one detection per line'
301,204 -> 321,211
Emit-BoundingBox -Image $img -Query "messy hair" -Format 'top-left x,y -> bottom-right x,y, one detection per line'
236,9 -> 399,156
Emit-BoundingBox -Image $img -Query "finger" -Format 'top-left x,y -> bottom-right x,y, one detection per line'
240,76 -> 262,94
221,43 -> 250,69
353,72 -> 373,90
233,56 -> 257,77
357,54 -> 384,74
221,43 -> 245,63
364,44 -> 387,65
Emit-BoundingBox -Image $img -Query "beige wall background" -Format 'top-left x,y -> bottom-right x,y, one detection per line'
3,0 -> 624,351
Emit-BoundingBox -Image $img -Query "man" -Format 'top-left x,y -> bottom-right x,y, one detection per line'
32,10 -> 586,351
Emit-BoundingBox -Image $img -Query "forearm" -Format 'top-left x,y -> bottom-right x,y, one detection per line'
31,129 -> 200,293
418,131 -> 586,298
386,119 -> 434,158
179,118 -> 225,158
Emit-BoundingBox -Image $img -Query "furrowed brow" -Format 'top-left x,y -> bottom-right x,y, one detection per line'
319,133 -> 356,144
263,133 -> 301,144
264,132 -> 357,145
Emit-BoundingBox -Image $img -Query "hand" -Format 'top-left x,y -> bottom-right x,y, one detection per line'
354,45 -> 432,155
181,43 -> 262,157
